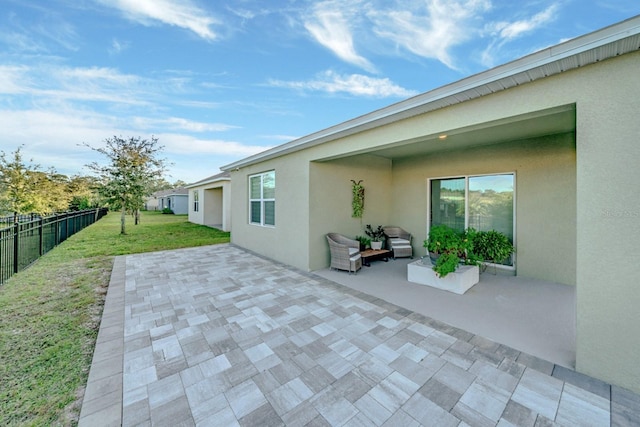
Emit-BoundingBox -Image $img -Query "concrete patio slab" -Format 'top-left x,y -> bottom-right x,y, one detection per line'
316,256 -> 576,369
79,244 -> 640,426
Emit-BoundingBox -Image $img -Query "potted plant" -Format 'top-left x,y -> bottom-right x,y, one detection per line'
351,180 -> 365,218
472,230 -> 515,273
355,235 -> 371,251
423,225 -> 479,277
365,224 -> 385,250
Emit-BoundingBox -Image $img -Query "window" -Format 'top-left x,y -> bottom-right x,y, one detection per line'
249,171 -> 275,226
430,173 -> 514,265
193,190 -> 199,212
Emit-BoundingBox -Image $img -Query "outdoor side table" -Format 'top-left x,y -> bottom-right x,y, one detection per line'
360,249 -> 391,267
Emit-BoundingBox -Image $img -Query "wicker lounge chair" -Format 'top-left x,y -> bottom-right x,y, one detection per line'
383,226 -> 413,259
326,233 -> 362,274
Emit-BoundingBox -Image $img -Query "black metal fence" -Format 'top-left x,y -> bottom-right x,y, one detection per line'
0,208 -> 108,285
0,213 -> 42,226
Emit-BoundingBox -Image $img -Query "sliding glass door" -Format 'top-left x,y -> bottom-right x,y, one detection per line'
430,177 -> 466,232
430,173 -> 514,264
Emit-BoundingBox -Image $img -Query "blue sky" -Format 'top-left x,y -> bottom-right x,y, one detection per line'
1,1 -> 638,183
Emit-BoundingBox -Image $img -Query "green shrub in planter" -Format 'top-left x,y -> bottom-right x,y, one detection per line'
424,224 -> 460,255
423,225 -> 479,277
472,230 -> 514,265
355,235 -> 371,251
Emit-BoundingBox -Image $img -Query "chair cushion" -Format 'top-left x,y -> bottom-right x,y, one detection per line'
350,254 -> 361,261
390,238 -> 410,245
349,247 -> 359,256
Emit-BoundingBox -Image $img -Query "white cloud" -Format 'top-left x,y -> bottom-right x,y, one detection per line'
303,1 -> 376,72
0,108 -> 267,182
58,66 -> 139,85
0,109 -> 244,154
0,64 -> 149,105
228,8 -> 257,21
132,117 -> 238,133
1,12 -> 80,53
492,4 -> 559,40
156,134 -> 271,182
0,31 -> 45,53
36,19 -> 79,51
0,65 -> 32,94
368,0 -> 491,70
0,109 -> 120,150
175,100 -> 221,109
0,109 -> 120,175
269,70 -> 417,98
481,4 -> 560,67
108,38 -> 130,55
99,0 -> 221,41
0,62 -> 254,181
158,133 -> 271,156
0,64 -> 206,109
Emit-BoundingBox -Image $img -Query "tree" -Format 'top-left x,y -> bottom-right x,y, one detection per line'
0,147 -> 105,217
0,146 -> 47,217
28,170 -> 72,214
67,175 -> 101,211
146,178 -> 188,194
147,177 -> 173,194
85,136 -> 167,234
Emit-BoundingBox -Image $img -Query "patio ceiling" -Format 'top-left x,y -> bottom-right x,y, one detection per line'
318,104 -> 576,162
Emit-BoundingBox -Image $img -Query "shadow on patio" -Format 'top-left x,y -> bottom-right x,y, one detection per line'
313,257 -> 576,369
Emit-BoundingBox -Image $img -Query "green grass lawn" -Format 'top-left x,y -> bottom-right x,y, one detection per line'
0,211 -> 230,426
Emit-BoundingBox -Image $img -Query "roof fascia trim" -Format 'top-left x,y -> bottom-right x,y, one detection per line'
185,177 -> 231,188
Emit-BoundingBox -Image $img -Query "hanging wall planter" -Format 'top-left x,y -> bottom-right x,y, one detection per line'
351,180 -> 364,218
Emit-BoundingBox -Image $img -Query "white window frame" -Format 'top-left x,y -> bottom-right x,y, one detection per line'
193,190 -> 199,212
249,171 -> 275,227
427,172 -> 516,270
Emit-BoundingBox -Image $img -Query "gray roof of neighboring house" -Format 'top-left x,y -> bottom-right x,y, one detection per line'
185,171 -> 231,188
221,15 -> 640,171
153,187 -> 189,197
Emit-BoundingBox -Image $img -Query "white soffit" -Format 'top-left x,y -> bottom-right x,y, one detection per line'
185,172 -> 231,188
222,15 -> 640,171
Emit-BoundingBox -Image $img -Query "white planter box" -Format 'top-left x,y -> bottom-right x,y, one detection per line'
407,260 -> 479,295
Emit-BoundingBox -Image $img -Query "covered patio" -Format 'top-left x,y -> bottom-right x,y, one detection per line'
315,257 -> 576,369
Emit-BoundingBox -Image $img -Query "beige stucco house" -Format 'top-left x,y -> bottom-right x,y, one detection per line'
186,171 -> 231,232
221,17 -> 640,393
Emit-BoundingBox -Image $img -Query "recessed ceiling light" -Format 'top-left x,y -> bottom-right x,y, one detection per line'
438,134 -> 448,140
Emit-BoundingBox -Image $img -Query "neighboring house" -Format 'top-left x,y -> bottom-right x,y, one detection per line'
143,194 -> 158,211
154,187 -> 189,215
186,171 -> 231,232
220,17 -> 640,394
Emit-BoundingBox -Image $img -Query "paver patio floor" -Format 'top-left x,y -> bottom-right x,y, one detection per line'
78,244 -> 640,426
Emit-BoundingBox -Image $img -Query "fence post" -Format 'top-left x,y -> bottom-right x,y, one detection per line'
13,222 -> 19,274
55,213 -> 59,246
39,217 -> 44,256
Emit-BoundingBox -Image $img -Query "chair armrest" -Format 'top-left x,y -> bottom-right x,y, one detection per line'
399,231 -> 412,242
